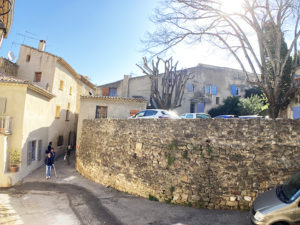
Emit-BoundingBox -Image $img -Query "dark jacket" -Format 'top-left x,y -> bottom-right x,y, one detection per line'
50,151 -> 56,162
44,156 -> 53,166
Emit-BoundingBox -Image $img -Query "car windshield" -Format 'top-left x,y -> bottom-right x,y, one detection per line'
278,171 -> 300,203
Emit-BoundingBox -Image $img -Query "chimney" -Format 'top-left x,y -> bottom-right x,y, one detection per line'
38,40 -> 46,51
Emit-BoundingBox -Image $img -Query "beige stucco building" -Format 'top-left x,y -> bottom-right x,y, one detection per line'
0,41 -> 96,187
77,96 -> 147,150
97,64 -> 252,115
0,74 -> 54,186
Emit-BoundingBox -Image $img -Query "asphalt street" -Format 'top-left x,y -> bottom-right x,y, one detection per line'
0,152 -> 251,225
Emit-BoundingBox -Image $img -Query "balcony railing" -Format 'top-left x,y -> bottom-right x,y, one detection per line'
0,116 -> 12,134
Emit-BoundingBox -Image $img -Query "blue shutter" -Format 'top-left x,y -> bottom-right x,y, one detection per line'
231,85 -> 238,95
293,106 -> 300,119
109,88 -> 117,96
197,102 -> 205,113
212,86 -> 217,95
205,86 -> 210,94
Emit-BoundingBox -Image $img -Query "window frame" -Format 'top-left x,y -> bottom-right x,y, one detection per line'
59,80 -> 64,91
26,54 -> 31,62
34,72 -> 42,82
95,106 -> 108,119
55,105 -> 61,119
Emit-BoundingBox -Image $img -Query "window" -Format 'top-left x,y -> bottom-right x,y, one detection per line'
231,85 -> 239,96
186,114 -> 193,118
0,97 -> 6,114
187,83 -> 194,92
205,85 -> 211,94
144,110 -> 157,116
27,140 -> 36,165
26,55 -> 31,62
55,105 -> 61,118
95,106 -> 108,119
69,86 -> 72,95
190,103 -> 195,113
57,135 -> 64,146
38,140 -> 42,161
134,111 -> 146,118
109,88 -> 117,97
66,110 -> 70,121
34,72 -> 42,82
59,80 -> 64,90
216,97 -> 220,105
66,103 -> 70,121
212,86 -> 217,95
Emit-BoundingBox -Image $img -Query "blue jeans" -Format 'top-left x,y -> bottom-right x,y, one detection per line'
46,165 -> 51,178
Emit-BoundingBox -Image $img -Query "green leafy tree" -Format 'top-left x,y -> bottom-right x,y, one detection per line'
208,96 -> 242,117
239,95 -> 268,116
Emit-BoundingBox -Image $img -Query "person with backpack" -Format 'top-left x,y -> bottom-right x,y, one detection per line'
44,152 -> 53,179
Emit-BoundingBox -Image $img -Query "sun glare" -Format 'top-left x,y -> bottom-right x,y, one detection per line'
220,0 -> 244,14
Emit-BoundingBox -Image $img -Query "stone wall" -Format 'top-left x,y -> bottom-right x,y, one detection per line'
77,119 -> 300,210
0,57 -> 18,77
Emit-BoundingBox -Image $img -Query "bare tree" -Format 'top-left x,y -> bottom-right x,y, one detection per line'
144,0 -> 300,118
137,57 -> 193,110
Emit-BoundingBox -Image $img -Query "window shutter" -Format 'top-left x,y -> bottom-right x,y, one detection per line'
102,88 -> 109,96
196,102 -> 205,113
0,98 -> 7,115
212,86 -> 217,95
231,85 -> 238,95
205,86 -> 210,94
38,140 -> 42,161
27,142 -> 32,165
109,88 -> 117,96
293,106 -> 300,119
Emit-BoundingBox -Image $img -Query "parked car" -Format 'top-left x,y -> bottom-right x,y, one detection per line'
239,115 -> 263,119
180,113 -> 211,119
213,115 -> 237,119
250,171 -> 300,225
129,109 -> 180,119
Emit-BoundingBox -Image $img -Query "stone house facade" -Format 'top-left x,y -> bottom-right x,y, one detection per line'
0,41 -> 96,187
96,64 -> 252,115
76,95 -> 147,150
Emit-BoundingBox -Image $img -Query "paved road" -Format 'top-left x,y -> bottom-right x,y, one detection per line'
0,152 -> 251,225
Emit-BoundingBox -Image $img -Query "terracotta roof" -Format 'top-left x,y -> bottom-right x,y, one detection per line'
0,73 -> 29,83
0,73 -> 55,99
80,95 -> 147,103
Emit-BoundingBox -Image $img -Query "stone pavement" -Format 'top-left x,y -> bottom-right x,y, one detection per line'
0,152 -> 251,225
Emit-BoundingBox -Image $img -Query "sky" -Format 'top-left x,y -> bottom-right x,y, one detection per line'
0,0 -> 242,86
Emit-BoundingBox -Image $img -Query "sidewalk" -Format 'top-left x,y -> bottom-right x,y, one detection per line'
0,152 -> 250,225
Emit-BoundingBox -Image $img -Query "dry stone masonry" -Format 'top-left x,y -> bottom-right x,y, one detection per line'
77,119 -> 300,210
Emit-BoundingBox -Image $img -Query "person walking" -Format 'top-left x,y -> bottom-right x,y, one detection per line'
65,145 -> 72,165
46,142 -> 52,154
44,152 -> 53,179
50,147 -> 56,163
